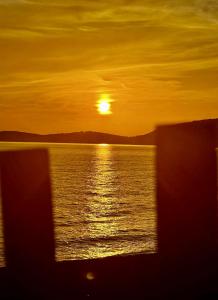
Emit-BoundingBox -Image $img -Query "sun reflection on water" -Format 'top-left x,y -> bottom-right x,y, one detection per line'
83,144 -> 119,258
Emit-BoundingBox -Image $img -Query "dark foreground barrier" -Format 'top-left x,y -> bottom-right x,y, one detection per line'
157,120 -> 218,299
0,119 -> 217,299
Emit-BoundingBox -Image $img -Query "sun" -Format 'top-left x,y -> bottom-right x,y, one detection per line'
97,95 -> 112,115
98,101 -> 110,114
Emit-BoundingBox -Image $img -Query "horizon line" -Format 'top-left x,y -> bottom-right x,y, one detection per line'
0,129 -> 154,138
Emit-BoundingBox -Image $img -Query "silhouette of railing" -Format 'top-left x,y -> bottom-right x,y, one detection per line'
0,119 -> 217,299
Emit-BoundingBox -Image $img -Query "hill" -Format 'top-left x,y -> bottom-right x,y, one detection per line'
0,131 -> 155,145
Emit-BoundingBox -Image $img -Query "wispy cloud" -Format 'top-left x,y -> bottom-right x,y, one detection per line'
0,0 -> 218,134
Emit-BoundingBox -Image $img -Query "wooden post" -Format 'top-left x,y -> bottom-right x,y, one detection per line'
0,149 -> 55,293
156,120 -> 217,296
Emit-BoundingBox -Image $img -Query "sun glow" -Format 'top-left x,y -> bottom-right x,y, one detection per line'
97,95 -> 112,115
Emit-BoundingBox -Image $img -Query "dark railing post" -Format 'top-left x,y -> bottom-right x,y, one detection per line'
0,149 -> 55,295
156,120 -> 217,297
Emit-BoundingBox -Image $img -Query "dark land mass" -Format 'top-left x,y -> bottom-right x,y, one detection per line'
0,119 -> 217,145
0,131 -> 155,145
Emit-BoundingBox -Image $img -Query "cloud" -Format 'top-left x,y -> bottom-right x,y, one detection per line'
0,0 -> 218,133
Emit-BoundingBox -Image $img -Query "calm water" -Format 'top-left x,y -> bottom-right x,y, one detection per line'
0,142 -> 157,266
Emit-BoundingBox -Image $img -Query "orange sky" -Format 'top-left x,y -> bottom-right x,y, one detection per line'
0,0 -> 218,135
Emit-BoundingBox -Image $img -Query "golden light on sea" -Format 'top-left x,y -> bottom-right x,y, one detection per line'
97,94 -> 112,115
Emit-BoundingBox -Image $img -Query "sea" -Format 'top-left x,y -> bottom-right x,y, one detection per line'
0,142 -> 157,266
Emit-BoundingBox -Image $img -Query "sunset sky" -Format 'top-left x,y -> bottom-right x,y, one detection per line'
0,0 -> 218,136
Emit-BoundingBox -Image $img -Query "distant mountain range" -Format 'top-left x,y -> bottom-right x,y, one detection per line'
0,120 -> 217,146
0,131 -> 155,145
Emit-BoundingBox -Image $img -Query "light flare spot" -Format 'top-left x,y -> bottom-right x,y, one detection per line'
86,271 -> 95,281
